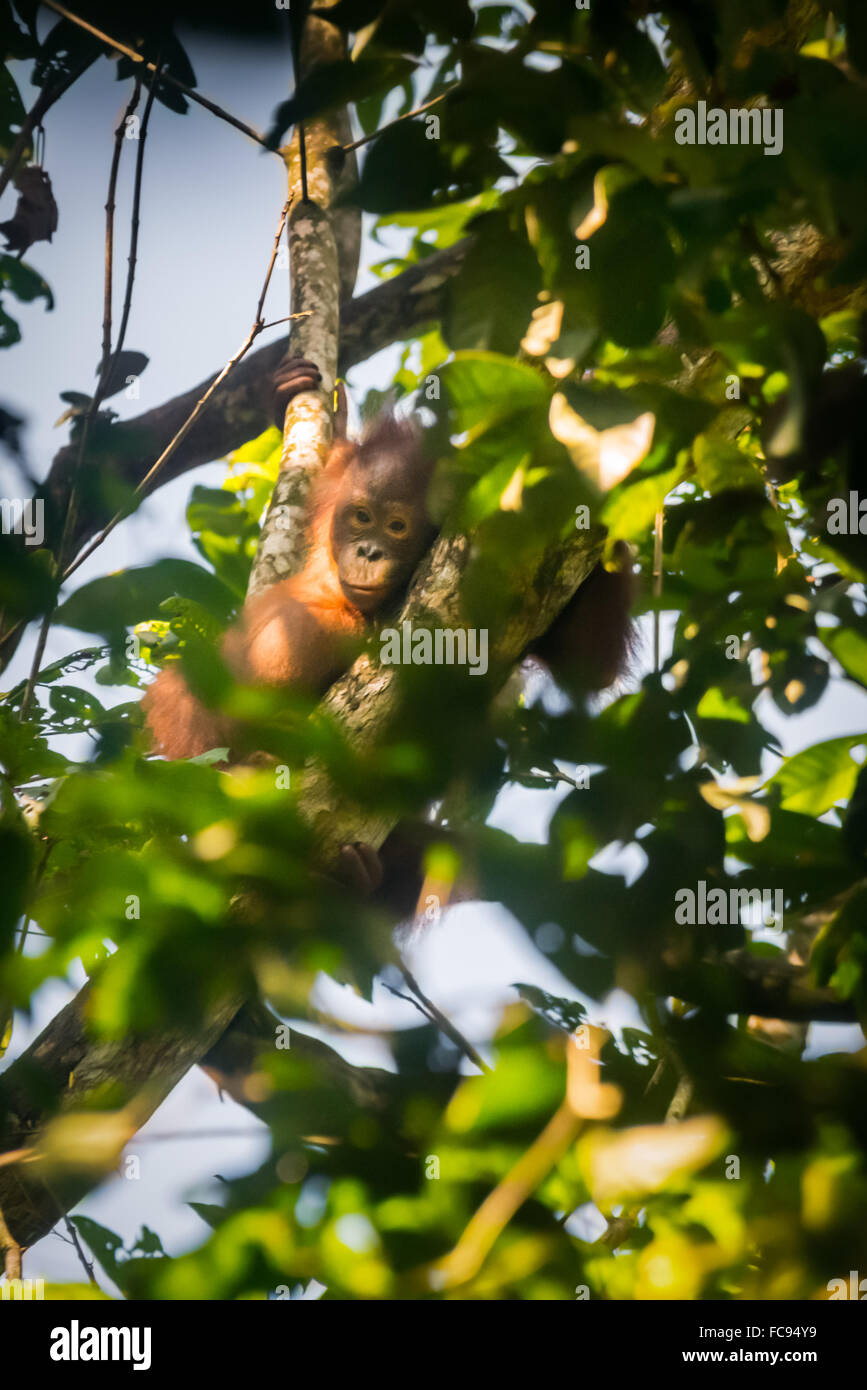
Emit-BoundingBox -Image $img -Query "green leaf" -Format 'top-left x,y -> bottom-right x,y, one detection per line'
696,687 -> 751,724
187,487 -> 259,595
57,561 -> 237,637
355,119 -> 452,213
601,464 -> 684,541
514,984 -> 588,1034
266,57 -> 412,147
443,213 -> 541,353
189,1201 -> 228,1230
440,352 -> 548,433
0,67 -> 26,158
693,435 -> 763,495
825,626 -> 867,688
99,350 -> 149,400
768,736 -> 865,815
0,253 -> 54,307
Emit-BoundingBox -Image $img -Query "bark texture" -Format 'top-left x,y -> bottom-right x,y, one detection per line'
0,981 -> 246,1249
248,0 -> 354,596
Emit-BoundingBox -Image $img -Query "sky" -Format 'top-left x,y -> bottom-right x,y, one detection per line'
2,22 -> 866,1292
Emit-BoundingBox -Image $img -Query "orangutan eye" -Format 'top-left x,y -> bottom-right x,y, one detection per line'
354,506 -> 372,525
387,518 -> 407,536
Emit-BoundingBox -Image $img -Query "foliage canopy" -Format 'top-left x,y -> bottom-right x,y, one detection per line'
2,0 -> 867,1302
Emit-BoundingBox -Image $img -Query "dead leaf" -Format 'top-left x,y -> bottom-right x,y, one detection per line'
550,393 -> 655,491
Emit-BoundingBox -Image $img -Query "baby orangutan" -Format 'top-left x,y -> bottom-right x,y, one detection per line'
143,357 -> 435,765
143,358 -> 436,891
143,355 -> 635,899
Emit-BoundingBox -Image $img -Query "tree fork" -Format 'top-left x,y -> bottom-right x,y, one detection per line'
0,237 -> 471,679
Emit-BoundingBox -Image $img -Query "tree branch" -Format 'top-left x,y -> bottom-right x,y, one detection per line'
61,199 -> 295,585
38,238 -> 469,561
0,979 -> 247,1249
248,0 -> 353,596
663,948 -> 857,1024
0,223 -> 462,674
0,511 -> 605,1248
40,0 -> 268,149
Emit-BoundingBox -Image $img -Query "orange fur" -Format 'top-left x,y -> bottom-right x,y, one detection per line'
143,445 -> 367,762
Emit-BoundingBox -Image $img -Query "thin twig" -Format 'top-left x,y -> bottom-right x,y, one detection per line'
650,508 -> 664,669
60,1215 -> 98,1285
252,201 -> 293,326
398,966 -> 490,1073
125,1128 -> 265,1142
55,78 -> 142,561
0,51 -> 96,200
644,1056 -> 666,1095
40,0 -> 268,148
19,80 -> 143,720
18,614 -> 51,723
261,315 -> 301,331
665,1073 -> 693,1123
298,119 -> 309,203
61,201 -> 300,583
112,69 -> 160,371
341,84 -> 458,153
99,81 -> 143,394
40,1175 -> 100,1285
645,995 -> 694,1123
15,839 -> 54,953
